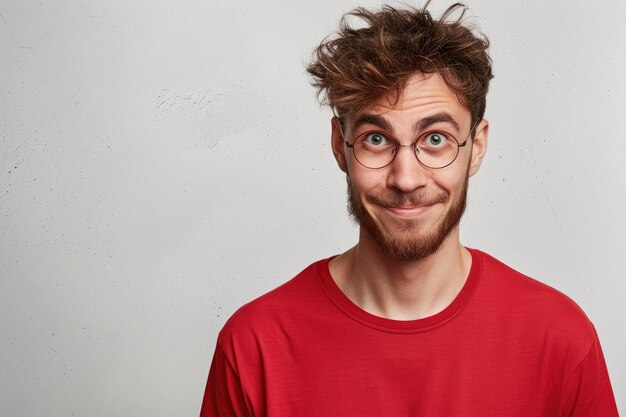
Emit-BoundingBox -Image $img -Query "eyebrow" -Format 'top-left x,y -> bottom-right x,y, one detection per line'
351,114 -> 393,133
350,111 -> 461,136
415,112 -> 460,133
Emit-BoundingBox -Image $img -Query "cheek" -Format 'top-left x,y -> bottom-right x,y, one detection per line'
350,170 -> 388,195
431,169 -> 467,194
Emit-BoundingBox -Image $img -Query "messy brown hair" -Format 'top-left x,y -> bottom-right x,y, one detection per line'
307,2 -> 493,130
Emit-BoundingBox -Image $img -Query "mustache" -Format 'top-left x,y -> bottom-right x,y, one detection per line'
365,190 -> 449,208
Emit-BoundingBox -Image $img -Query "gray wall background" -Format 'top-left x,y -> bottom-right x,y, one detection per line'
1,0 -> 624,415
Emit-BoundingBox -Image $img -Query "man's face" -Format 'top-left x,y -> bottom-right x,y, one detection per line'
331,73 -> 488,261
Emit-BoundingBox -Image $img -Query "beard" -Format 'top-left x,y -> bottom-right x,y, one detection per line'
346,174 -> 469,261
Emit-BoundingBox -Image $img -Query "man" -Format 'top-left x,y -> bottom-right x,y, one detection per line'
200,3 -> 618,416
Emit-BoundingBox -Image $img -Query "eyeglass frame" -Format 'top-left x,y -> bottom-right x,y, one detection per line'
337,117 -> 480,170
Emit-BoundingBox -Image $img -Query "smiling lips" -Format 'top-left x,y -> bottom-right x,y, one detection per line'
385,204 -> 435,218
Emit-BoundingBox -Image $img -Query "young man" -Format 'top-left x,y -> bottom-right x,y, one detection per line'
201,4 -> 618,416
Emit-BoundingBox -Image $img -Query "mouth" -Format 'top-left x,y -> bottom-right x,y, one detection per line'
384,204 -> 436,218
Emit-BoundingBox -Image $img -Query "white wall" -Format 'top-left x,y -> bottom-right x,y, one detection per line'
1,0 -> 624,415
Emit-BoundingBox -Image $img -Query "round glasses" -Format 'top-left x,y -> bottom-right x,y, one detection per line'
344,125 -> 474,169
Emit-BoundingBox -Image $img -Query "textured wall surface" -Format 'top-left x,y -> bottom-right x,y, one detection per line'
1,0 -> 624,415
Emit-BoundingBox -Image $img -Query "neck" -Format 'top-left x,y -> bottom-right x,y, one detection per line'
328,227 -> 472,321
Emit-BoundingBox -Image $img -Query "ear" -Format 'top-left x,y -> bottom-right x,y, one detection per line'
468,118 -> 489,177
331,116 -> 349,173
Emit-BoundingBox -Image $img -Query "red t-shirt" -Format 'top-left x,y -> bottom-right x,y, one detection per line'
200,249 -> 618,416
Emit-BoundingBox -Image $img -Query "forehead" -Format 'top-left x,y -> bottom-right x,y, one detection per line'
350,72 -> 470,132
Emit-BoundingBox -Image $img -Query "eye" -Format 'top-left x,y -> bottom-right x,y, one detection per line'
422,132 -> 449,148
363,132 -> 390,146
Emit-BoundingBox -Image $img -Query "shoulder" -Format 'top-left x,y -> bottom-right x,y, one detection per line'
472,249 -> 601,377
216,257 -> 328,353
473,249 -> 598,349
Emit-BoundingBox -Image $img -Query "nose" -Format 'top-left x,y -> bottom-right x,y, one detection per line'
386,144 -> 429,193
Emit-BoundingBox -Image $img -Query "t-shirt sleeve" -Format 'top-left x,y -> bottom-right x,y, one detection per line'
199,342 -> 250,417
561,332 -> 619,417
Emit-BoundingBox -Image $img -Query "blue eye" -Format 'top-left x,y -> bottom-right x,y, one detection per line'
364,132 -> 389,146
424,133 -> 448,147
